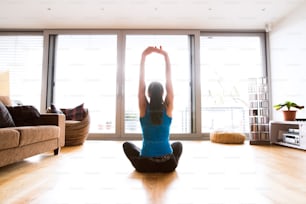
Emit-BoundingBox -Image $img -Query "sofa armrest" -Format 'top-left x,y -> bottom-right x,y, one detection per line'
37,114 -> 66,147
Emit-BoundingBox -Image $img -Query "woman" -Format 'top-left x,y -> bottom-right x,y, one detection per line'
123,46 -> 183,173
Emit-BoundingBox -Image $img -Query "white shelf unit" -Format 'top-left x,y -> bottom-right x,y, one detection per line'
248,77 -> 270,145
270,121 -> 306,150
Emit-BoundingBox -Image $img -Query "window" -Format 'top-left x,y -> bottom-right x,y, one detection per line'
124,34 -> 193,134
53,35 -> 117,133
0,35 -> 43,109
200,33 -> 266,133
43,30 -> 267,139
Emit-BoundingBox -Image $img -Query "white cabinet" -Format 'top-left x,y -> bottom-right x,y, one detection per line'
270,121 -> 306,150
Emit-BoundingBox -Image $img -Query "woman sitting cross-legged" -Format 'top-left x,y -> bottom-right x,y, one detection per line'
123,46 -> 183,173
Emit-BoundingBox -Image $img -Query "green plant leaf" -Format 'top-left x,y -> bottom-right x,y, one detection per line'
274,101 -> 304,111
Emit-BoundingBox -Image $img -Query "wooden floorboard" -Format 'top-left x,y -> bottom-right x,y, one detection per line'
1,141 -> 306,204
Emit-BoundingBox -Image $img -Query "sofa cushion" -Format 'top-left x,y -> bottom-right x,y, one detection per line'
0,101 -> 16,128
61,103 -> 86,121
6,105 -> 40,126
0,128 -> 20,150
16,126 -> 60,147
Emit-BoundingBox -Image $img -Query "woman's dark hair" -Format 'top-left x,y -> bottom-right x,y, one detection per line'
148,82 -> 164,125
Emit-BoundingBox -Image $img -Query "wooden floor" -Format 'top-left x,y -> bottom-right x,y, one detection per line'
1,141 -> 306,204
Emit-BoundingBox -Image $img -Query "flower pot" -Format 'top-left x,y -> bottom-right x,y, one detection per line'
283,110 -> 296,121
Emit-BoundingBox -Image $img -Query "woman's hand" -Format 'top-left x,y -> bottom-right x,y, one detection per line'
142,46 -> 168,57
142,46 -> 155,56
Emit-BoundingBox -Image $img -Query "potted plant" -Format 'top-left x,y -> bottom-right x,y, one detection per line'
273,101 -> 304,121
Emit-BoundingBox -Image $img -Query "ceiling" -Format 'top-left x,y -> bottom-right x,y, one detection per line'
0,0 -> 305,30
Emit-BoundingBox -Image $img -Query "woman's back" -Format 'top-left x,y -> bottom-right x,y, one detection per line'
140,107 -> 172,157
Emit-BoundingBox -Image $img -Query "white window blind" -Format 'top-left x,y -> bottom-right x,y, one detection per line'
0,35 -> 43,108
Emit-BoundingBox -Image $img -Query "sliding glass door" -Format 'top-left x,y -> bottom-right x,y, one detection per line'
200,33 -> 266,133
124,34 -> 193,134
53,35 -> 117,133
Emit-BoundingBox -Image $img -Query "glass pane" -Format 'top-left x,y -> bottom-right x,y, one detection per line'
125,35 -> 191,134
54,35 -> 117,133
200,35 -> 264,133
0,35 -> 43,109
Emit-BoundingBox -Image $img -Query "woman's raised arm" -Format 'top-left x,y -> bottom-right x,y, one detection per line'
138,46 -> 173,117
160,48 -> 174,117
138,47 -> 154,117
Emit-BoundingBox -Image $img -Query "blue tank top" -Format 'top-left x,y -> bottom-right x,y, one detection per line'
140,107 -> 173,157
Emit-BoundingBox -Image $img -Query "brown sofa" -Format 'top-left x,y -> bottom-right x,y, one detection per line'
0,97 -> 65,168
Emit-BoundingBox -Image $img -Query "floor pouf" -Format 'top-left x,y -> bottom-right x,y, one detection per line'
210,131 -> 246,144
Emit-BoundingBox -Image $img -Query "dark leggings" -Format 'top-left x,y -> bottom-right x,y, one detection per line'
123,141 -> 183,173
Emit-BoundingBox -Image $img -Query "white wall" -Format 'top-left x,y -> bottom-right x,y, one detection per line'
269,2 -> 306,121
